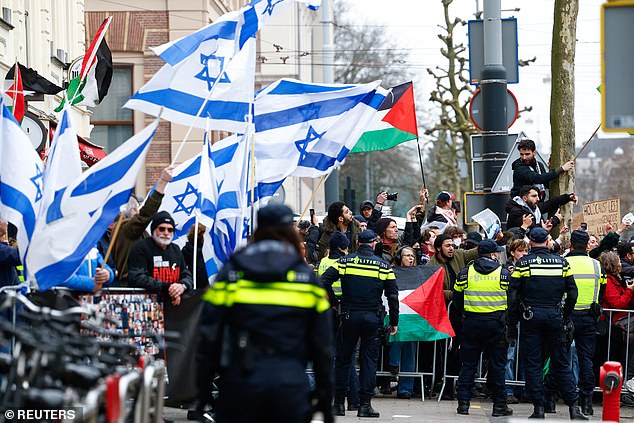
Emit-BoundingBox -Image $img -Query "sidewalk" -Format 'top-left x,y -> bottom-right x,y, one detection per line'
164,397 -> 630,422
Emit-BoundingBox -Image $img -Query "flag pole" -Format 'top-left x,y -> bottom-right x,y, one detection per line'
572,123 -> 601,161
192,214 -> 199,289
247,105 -> 257,237
296,174 -> 327,225
416,136 -> 428,204
101,213 -> 124,269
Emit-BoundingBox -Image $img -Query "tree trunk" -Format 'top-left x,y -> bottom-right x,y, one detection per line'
550,0 -> 578,232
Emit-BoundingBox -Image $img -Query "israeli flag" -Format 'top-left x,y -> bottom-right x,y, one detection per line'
40,106 -> 82,218
156,152 -> 203,245
250,79 -> 386,204
124,0 -> 321,133
26,120 -> 160,290
0,99 -> 45,270
198,135 -> 249,283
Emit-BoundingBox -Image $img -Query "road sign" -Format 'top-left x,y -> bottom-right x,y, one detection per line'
471,157 -> 507,191
468,18 -> 519,85
491,139 -> 548,193
469,88 -> 519,130
463,192 -> 511,227
470,133 -> 521,159
601,3 -> 634,132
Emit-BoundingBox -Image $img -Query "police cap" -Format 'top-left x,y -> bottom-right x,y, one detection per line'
570,229 -> 590,247
478,239 -> 504,255
465,232 -> 483,247
358,229 -> 378,243
330,231 -> 350,250
257,204 -> 294,228
528,227 -> 549,243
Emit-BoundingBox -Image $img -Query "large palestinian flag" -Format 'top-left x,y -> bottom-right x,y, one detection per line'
350,81 -> 418,153
384,265 -> 455,342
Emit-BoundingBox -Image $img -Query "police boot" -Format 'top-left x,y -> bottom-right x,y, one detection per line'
357,400 -> 380,418
579,395 -> 593,416
492,403 -> 513,417
568,403 -> 589,421
333,399 -> 345,416
456,400 -> 469,415
529,403 -> 545,419
544,393 -> 557,413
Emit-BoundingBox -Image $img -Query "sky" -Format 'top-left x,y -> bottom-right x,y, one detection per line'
343,0 -> 622,154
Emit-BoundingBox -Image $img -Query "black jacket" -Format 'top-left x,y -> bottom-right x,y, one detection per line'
505,193 -> 573,230
621,258 -> 634,281
181,241 -> 208,290
507,247 -> 578,325
510,158 -> 562,197
454,256 -> 511,319
195,240 -> 333,408
128,238 -> 193,293
321,244 -> 399,326
0,242 -> 20,288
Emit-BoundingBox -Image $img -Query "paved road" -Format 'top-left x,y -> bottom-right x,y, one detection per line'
164,397 -> 634,422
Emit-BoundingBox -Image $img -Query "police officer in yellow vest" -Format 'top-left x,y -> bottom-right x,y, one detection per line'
317,231 -> 350,298
559,230 -> 606,416
194,205 -> 334,423
453,239 -> 513,417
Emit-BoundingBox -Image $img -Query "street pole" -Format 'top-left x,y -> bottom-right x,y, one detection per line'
322,0 -> 339,206
481,0 -> 507,196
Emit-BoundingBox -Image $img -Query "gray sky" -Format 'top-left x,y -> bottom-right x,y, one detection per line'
344,0 -> 620,154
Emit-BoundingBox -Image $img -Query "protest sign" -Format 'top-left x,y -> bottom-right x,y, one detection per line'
582,198 -> 621,236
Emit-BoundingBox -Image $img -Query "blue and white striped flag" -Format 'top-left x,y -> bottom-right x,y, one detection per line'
0,99 -> 44,270
198,135 -> 249,283
124,0 -> 320,133
40,106 -> 82,219
250,79 -> 386,204
26,120 -> 159,290
155,152 -> 202,246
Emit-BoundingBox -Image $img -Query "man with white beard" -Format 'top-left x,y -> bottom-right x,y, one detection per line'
128,211 -> 192,306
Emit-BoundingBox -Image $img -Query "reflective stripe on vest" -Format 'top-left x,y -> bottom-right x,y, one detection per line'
202,279 -> 330,313
464,265 -> 507,313
566,255 -> 605,311
16,264 -> 24,282
318,257 -> 342,296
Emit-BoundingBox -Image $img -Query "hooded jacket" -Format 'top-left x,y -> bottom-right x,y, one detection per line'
62,247 -> 115,292
505,193 -> 573,230
510,157 -> 562,197
316,218 -> 359,260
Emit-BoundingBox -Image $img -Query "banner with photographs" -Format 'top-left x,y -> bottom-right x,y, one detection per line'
79,289 -> 165,358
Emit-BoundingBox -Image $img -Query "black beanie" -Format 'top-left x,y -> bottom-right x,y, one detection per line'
151,211 -> 176,233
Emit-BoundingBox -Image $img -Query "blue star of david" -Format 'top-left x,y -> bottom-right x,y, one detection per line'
195,53 -> 231,90
294,126 -> 325,164
30,165 -> 43,203
262,0 -> 284,15
173,182 -> 200,215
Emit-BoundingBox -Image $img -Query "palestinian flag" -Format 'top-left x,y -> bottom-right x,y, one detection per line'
6,63 -> 63,95
56,17 -> 113,111
384,265 -> 455,342
350,81 -> 418,153
3,61 -> 25,123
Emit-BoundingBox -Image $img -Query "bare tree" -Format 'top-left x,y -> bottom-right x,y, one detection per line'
550,0 -> 579,231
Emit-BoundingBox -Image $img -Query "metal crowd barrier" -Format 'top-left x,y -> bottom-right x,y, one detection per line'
434,303 -> 634,401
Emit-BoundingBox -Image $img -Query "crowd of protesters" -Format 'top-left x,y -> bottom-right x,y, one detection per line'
3,138 -> 634,419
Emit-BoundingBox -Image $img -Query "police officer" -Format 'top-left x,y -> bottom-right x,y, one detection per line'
563,230 -> 606,416
194,205 -> 334,423
453,239 -> 513,417
321,229 -> 399,418
507,227 -> 587,420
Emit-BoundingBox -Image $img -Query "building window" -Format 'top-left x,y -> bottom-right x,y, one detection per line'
90,65 -> 133,153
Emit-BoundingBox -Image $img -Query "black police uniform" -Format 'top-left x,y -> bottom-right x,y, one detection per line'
321,234 -> 399,418
453,244 -> 512,417
195,238 -> 333,423
507,229 -> 586,419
